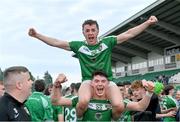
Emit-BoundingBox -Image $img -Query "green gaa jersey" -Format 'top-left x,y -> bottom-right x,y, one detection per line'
45,96 -> 63,121
119,99 -> 132,122
52,105 -> 63,121
69,36 -> 117,81
25,92 -> 53,121
71,98 -> 112,121
64,95 -> 78,122
162,95 -> 178,121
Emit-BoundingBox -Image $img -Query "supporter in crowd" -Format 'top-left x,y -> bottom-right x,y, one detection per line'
69,83 -> 76,95
131,80 -> 177,121
44,84 -> 53,96
25,79 -> 53,121
131,80 -> 160,121
63,82 -> 81,122
44,83 -> 64,122
0,76 -> 5,97
117,82 -> 125,98
162,85 -> 178,121
175,89 -> 180,121
175,89 -> 180,106
119,80 -> 155,121
0,66 -> 32,121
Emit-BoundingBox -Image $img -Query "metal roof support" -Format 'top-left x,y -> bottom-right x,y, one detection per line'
112,55 -> 128,64
114,45 -> 147,59
112,58 -> 118,62
112,59 -> 118,66
100,0 -> 166,38
145,28 -> 180,45
128,39 -> 164,55
112,53 -> 131,63
157,21 -> 180,35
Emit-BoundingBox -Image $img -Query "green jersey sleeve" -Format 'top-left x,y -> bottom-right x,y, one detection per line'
69,41 -> 84,53
71,96 -> 79,107
53,105 -> 63,114
101,36 -> 117,50
52,105 -> 63,121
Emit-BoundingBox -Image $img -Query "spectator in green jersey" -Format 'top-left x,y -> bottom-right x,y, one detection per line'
25,79 -> 53,121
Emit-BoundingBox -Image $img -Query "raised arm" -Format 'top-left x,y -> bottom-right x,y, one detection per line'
117,16 -> 158,44
28,28 -> 71,51
51,74 -> 72,106
127,81 -> 154,111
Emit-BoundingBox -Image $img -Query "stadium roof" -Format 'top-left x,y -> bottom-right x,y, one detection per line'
100,0 -> 180,64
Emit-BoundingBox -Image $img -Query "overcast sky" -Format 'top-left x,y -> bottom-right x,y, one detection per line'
0,0 -> 156,86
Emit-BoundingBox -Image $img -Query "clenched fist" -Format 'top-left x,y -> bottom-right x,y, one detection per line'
146,16 -> 158,25
54,74 -> 67,88
142,80 -> 154,93
28,28 -> 37,37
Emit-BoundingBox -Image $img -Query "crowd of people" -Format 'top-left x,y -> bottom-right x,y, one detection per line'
0,15 -> 179,121
0,66 -> 179,121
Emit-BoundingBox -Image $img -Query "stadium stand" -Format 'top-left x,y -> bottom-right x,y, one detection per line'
114,69 -> 180,83
100,0 -> 180,86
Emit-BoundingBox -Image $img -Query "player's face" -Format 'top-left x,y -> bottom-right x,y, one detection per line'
132,87 -> 145,100
48,87 -> 53,94
169,88 -> 175,96
83,24 -> 99,45
21,72 -> 33,99
91,75 -> 108,98
176,91 -> 180,100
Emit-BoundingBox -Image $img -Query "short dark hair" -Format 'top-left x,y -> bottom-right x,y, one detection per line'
34,79 -> 45,92
128,88 -> 133,95
44,84 -> 53,95
116,82 -> 124,87
70,83 -> 76,94
124,81 -> 131,85
163,85 -> 174,95
82,19 -> 99,30
92,70 -> 108,79
65,87 -> 70,92
3,66 -> 29,82
75,82 -> 81,91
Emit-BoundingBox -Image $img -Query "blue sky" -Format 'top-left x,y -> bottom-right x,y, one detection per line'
0,0 -> 156,86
